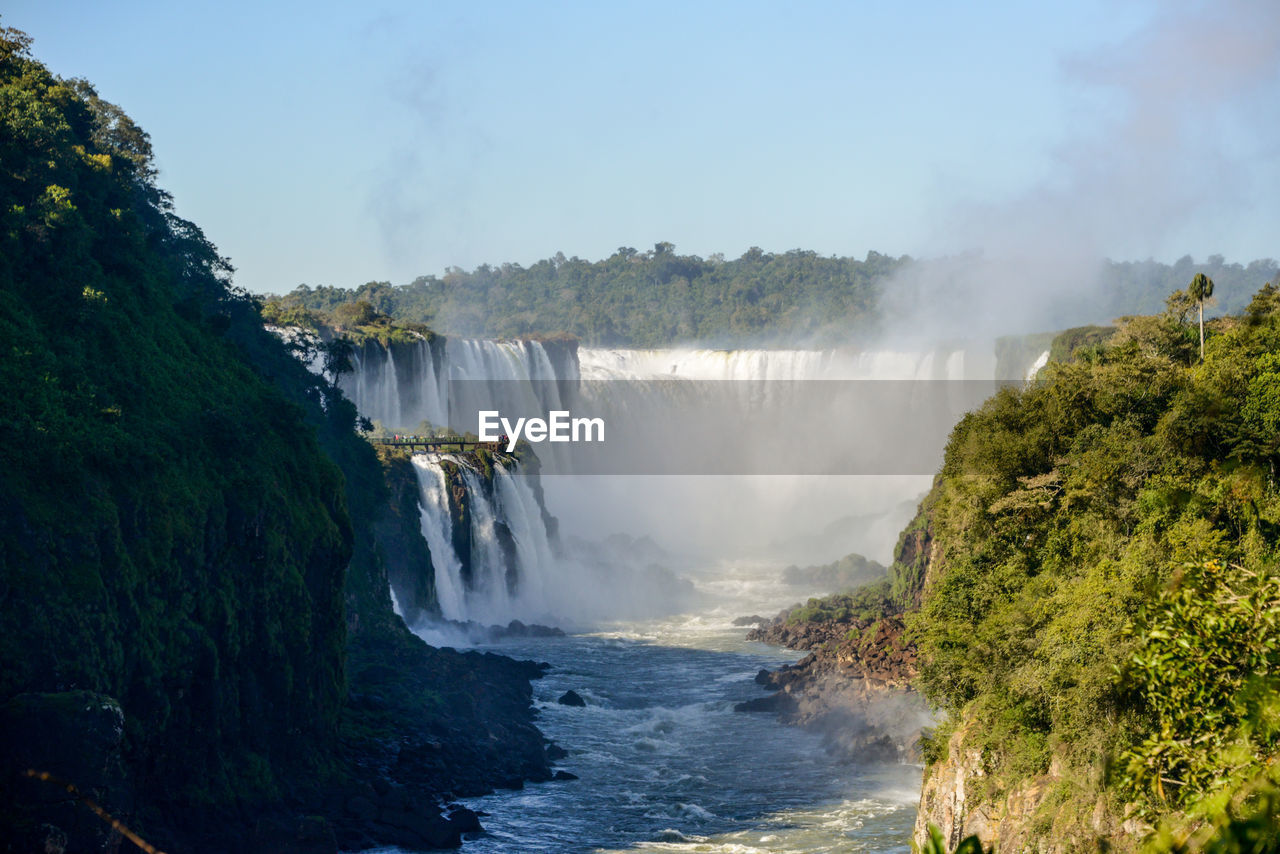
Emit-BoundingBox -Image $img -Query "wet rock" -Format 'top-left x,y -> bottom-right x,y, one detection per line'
446,804 -> 484,834
251,815 -> 338,854
546,742 -> 569,760
734,692 -> 799,714
552,770 -> 580,781
733,615 -> 768,626
742,613 -> 927,761
346,795 -> 378,822
501,620 -> 566,638
558,690 -> 586,707
374,808 -> 461,850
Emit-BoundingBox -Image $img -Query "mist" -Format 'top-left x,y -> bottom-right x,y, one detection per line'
876,0 -> 1280,345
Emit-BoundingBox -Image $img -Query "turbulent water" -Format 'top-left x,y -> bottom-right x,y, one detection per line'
408,564 -> 923,854
339,338 -> 1047,853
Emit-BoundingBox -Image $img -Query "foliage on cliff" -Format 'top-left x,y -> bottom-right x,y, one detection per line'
0,26 -> 549,851
262,296 -> 436,347
0,19 -> 367,814
904,282 -> 1280,846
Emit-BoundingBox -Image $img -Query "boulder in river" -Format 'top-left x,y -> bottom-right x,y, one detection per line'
558,690 -> 587,707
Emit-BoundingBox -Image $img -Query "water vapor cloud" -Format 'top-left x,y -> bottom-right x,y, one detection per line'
880,0 -> 1280,343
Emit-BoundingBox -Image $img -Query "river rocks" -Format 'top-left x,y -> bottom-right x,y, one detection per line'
558,689 -> 587,707
331,779 -> 493,850
546,741 -> 569,760
739,615 -> 927,762
747,615 -> 918,688
328,628 -> 554,849
500,619 -> 567,638
425,617 -> 567,643
733,615 -> 768,626
250,815 -> 339,854
552,770 -> 580,781
734,691 -> 799,714
445,804 -> 483,833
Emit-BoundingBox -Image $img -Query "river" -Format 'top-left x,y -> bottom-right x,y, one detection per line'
396,561 -> 922,853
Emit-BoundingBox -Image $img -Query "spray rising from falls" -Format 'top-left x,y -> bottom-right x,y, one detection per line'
342,338 -> 1048,626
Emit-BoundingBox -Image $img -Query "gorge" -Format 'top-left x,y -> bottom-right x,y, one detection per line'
8,12 -> 1280,853
328,333 -> 1050,851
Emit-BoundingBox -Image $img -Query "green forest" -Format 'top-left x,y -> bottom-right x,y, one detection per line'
265,246 -> 1277,348
8,10 -> 1280,851
798,281 -> 1280,850
0,25 -> 549,852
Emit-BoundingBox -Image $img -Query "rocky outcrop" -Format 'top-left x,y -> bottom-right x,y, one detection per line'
741,616 -> 927,762
912,716 -> 1147,853
378,454 -> 441,625
557,690 -> 587,707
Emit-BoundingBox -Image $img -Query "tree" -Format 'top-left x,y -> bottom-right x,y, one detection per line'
321,337 -> 355,387
1188,272 -> 1215,361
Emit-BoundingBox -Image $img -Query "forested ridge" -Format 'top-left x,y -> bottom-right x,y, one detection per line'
268,246 -> 1277,348
790,281 -> 1280,850
0,26 -> 550,853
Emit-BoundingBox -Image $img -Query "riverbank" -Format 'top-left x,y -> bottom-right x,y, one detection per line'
738,612 -> 926,764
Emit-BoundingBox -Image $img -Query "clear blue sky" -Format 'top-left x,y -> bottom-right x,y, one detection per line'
7,1 -> 1279,295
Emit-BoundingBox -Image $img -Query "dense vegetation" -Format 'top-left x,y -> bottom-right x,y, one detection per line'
270,245 -> 905,346
851,282 -> 1280,848
266,246 -> 1277,349
783,277 -> 1280,847
0,26 -> 553,851
0,20 -> 358,811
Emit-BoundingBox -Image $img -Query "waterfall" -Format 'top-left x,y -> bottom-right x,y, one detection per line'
337,337 -> 573,432
336,339 -> 448,430
343,337 -> 1048,625
411,455 -> 468,620
576,346 -> 994,381
410,454 -> 563,625
1026,349 -> 1051,381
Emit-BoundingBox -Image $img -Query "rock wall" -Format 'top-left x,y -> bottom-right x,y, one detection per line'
912,715 -> 1146,852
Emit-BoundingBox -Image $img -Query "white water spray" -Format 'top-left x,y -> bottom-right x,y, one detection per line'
345,339 -> 1046,625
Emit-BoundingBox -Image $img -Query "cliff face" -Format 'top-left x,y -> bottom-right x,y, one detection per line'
0,32 -> 552,853
376,453 -> 440,626
913,717 -> 1145,853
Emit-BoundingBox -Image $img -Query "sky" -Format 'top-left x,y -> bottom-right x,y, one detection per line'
6,1 -> 1279,296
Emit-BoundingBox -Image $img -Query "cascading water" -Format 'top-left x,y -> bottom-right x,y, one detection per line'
577,345 -> 995,381
341,338 -> 1043,626
335,337 -> 572,433
340,336 -> 1049,852
1026,349 -> 1051,381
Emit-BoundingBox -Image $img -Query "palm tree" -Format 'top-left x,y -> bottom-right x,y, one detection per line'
1188,272 -> 1215,362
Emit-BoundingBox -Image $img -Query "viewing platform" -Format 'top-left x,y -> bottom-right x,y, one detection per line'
368,437 -> 506,454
